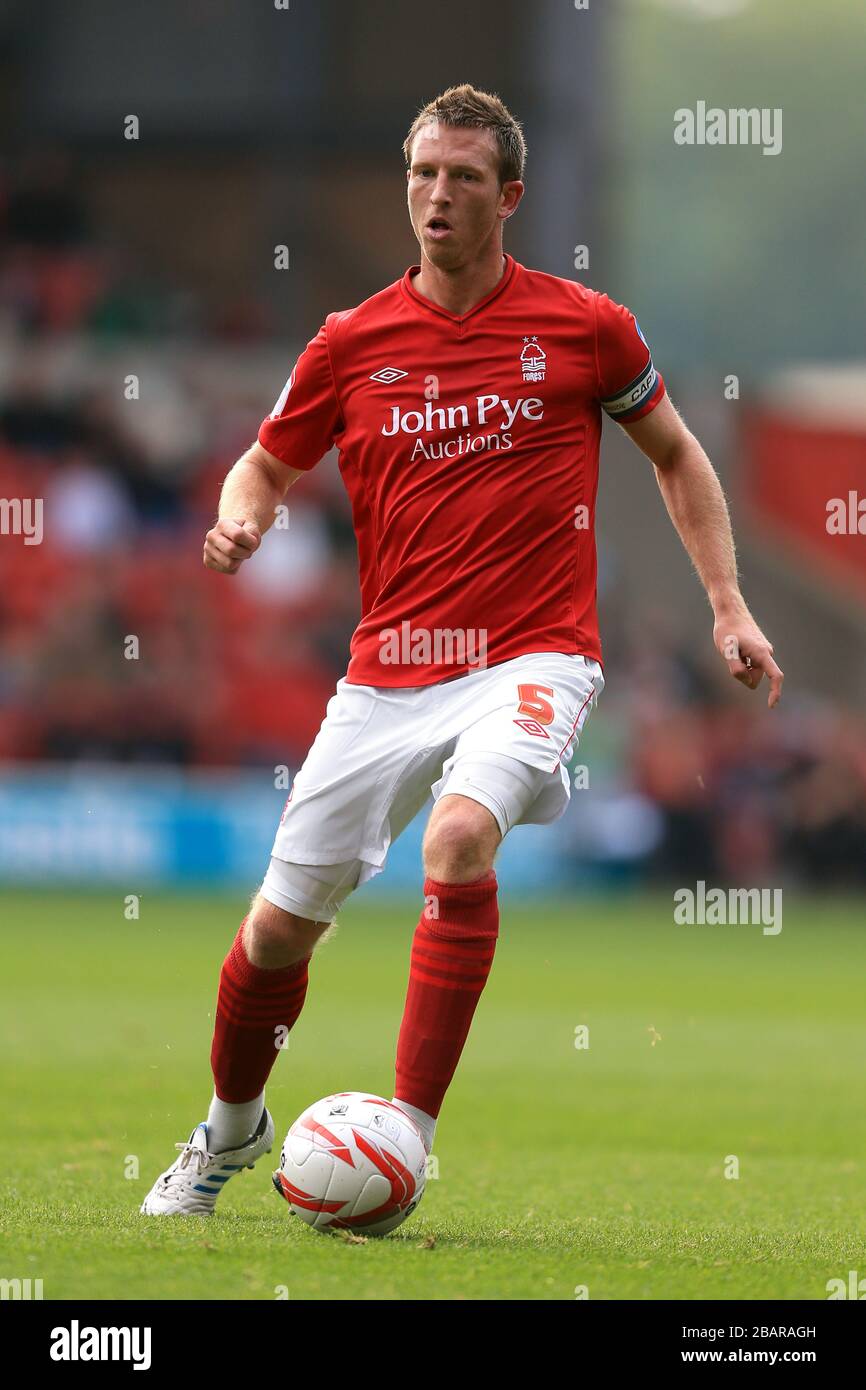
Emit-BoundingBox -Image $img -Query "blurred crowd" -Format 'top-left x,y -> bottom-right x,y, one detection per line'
0,152 -> 360,769
1,153 -> 864,886
0,150 -> 275,341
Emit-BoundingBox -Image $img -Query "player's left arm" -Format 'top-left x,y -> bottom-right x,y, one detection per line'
620,393 -> 784,708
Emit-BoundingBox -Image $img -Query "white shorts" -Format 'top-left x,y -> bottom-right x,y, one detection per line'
260,650 -> 604,921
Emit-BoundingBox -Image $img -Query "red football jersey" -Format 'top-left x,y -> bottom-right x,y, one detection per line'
258,254 -> 665,686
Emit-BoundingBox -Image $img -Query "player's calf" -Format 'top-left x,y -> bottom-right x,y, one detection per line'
141,898 -> 328,1218
244,892 -> 331,968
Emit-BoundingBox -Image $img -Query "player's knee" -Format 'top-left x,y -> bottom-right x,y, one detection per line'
245,893 -> 329,967
423,799 -> 500,882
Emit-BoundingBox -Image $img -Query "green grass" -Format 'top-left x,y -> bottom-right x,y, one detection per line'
2,889 -> 864,1300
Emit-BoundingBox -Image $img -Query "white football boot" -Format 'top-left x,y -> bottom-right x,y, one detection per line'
140,1108 -> 274,1216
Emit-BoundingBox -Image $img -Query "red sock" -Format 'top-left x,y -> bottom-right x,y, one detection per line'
210,918 -> 310,1103
394,870 -> 499,1118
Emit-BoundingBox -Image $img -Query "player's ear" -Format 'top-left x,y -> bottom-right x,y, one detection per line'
499,180 -> 524,219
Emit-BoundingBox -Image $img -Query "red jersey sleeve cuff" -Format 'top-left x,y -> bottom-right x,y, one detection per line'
256,420 -> 317,469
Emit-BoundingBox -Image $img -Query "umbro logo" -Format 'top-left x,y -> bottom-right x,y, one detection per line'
369,366 -> 408,384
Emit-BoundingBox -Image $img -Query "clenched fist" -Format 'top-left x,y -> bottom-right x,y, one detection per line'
203,518 -> 262,574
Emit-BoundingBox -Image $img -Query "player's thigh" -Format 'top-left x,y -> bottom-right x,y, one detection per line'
432,654 -> 605,834
270,677 -> 453,903
273,678 -> 409,865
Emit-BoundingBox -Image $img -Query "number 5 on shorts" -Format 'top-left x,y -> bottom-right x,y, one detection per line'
516,683 -> 555,725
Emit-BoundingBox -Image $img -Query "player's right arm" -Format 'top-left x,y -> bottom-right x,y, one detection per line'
203,442 -> 302,574
204,320 -> 342,574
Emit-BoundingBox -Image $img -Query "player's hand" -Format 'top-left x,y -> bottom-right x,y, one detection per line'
203,518 -> 262,574
713,606 -> 784,708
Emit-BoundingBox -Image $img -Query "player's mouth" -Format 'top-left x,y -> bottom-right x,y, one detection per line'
425,217 -> 454,240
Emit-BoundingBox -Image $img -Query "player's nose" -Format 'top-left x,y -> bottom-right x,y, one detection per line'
429,175 -> 451,204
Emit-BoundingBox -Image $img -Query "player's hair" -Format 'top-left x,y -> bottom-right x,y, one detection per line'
403,84 -> 527,185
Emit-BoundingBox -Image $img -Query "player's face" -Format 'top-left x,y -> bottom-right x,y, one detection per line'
406,124 -> 523,269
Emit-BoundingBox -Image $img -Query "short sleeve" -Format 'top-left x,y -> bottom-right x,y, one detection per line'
257,322 -> 342,470
595,293 -> 665,424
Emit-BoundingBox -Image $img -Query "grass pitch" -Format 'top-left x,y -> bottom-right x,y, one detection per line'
1,888 -> 864,1300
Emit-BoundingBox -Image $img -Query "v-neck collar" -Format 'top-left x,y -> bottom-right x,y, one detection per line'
400,253 -> 518,325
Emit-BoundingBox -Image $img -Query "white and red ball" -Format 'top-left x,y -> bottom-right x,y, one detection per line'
274,1092 -> 428,1236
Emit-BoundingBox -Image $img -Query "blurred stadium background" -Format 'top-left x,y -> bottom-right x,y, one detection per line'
1,0 -> 864,901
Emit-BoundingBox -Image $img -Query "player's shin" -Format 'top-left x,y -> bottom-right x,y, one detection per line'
208,916 -> 310,1152
393,871 -> 499,1145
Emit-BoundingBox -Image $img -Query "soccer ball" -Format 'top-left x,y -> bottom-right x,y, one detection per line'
273,1092 -> 428,1236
